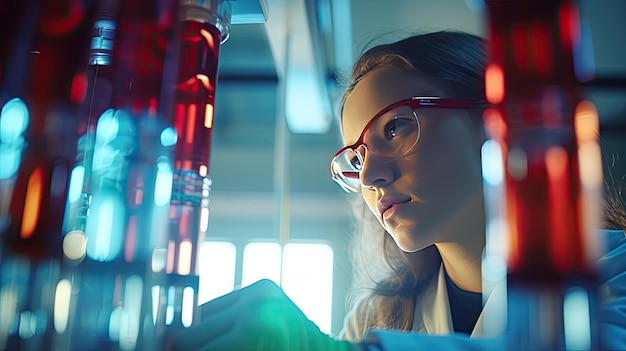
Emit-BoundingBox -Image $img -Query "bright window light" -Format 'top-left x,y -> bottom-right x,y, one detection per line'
181,286 -> 195,327
241,242 -> 281,287
282,243 -> 334,334
198,241 -> 236,304
285,68 -> 330,134
198,241 -> 335,333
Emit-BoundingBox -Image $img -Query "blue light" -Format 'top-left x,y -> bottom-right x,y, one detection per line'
92,109 -> 134,173
68,166 -> 85,203
563,287 -> 591,350
95,109 -> 119,144
481,139 -> 504,186
85,191 -> 124,261
0,97 -> 29,144
154,158 -> 173,206
160,127 -> 178,147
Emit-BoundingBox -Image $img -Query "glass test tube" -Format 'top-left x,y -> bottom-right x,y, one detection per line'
63,1 -> 119,246
161,0 -> 231,330
484,1 -> 602,350
0,0 -> 95,349
64,1 -> 181,350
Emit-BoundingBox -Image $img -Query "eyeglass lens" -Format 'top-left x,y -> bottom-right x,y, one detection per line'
331,107 -> 419,192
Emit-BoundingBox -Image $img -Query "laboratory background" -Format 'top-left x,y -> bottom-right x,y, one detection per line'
1,0 -> 625,349
206,0 -> 626,336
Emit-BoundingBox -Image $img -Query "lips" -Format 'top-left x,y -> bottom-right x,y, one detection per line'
377,197 -> 410,217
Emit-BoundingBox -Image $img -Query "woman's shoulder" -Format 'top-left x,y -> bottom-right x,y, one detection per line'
598,229 -> 626,253
597,229 -> 626,288
596,229 -> 626,351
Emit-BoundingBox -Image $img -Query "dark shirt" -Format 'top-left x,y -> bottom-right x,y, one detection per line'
444,270 -> 483,335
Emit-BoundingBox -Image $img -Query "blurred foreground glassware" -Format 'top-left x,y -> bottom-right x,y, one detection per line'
0,0 -> 95,349
60,0 -> 182,350
159,0 -> 231,331
483,1 -> 603,350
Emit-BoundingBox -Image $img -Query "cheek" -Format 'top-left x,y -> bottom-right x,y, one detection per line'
410,122 -> 483,196
361,190 -> 377,215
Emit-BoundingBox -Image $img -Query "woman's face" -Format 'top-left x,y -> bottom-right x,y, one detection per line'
341,66 -> 485,252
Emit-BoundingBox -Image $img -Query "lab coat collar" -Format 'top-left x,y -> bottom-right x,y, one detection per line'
413,264 -> 453,335
412,263 -> 507,338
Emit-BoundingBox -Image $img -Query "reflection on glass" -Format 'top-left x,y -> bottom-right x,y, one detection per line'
53,279 -> 72,334
63,1 -> 181,349
85,190 -> 125,261
0,98 -> 29,227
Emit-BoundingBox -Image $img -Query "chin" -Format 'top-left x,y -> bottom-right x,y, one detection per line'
385,221 -> 430,252
390,234 -> 431,253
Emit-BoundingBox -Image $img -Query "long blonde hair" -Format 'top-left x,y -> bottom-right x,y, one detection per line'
339,196 -> 441,340
338,31 -> 487,341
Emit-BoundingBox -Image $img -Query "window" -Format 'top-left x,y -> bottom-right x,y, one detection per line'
282,243 -> 334,334
241,242 -> 282,286
198,241 -> 237,303
197,240 -> 334,334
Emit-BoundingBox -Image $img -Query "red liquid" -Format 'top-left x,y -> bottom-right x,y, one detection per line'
173,21 -> 222,174
110,0 -> 179,115
160,20 -> 223,330
487,0 -> 592,276
486,1 -> 600,349
165,20 -> 222,277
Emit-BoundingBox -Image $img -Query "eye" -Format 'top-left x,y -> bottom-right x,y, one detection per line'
383,116 -> 414,140
349,154 -> 362,170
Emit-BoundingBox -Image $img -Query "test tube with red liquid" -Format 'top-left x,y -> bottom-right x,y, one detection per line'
484,0 -> 602,349
160,0 -> 231,330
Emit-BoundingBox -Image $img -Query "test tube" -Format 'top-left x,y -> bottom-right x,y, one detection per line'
63,1 -> 181,350
63,1 -> 119,247
159,0 -> 231,330
0,0 -> 95,349
484,0 -> 602,349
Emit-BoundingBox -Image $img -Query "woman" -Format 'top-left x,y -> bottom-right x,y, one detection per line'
334,30 -> 489,340
171,31 -> 626,351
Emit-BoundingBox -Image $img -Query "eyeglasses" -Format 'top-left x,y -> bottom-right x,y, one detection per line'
330,96 -> 482,193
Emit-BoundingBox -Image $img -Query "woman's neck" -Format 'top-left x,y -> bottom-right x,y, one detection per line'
434,194 -> 486,293
436,242 -> 483,292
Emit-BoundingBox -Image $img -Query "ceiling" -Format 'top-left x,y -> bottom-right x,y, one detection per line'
207,0 -> 626,220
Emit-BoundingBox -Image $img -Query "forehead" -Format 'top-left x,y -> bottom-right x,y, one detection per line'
341,67 -> 444,144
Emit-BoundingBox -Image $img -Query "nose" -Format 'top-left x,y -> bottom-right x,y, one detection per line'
358,146 -> 396,190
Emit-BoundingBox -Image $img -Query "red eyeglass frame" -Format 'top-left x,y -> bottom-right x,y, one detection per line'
332,96 -> 483,161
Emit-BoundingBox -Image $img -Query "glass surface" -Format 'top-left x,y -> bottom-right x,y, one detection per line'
0,1 -> 95,349
331,97 -> 478,193
65,1 -> 181,349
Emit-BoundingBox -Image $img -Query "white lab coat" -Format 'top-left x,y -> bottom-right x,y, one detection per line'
362,229 -> 626,350
409,262 -> 507,338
